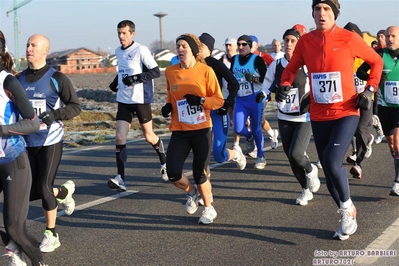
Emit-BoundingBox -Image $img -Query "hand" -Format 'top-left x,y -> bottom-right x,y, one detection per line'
244,72 -> 260,83
256,92 -> 266,103
216,100 -> 231,116
184,94 -> 201,106
122,74 -> 141,86
299,91 -> 310,114
109,80 -> 118,92
161,103 -> 172,117
356,88 -> 372,110
276,86 -> 291,102
39,111 -> 55,126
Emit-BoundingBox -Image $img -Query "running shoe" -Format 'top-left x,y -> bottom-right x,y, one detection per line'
107,174 -> 126,192
333,205 -> 357,240
233,145 -> 246,170
254,156 -> 267,170
350,164 -> 362,179
346,152 -> 356,164
389,182 -> 399,196
39,230 -> 61,253
57,180 -> 75,215
364,134 -> 374,158
5,239 -> 27,266
373,115 -> 384,144
306,164 -> 320,193
295,188 -> 313,206
160,164 -> 168,181
270,129 -> 279,149
198,206 -> 217,224
246,137 -> 256,156
247,146 -> 258,159
374,134 -> 384,144
198,193 -> 213,206
186,186 -> 199,215
316,160 -> 323,169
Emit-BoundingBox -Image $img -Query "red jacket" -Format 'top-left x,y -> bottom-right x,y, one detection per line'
281,24 -> 383,121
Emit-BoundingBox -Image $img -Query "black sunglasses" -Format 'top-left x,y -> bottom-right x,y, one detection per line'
237,42 -> 248,47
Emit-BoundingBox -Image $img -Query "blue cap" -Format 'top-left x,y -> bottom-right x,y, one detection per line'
249,35 -> 258,43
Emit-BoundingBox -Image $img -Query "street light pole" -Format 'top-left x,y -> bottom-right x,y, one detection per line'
153,12 -> 167,50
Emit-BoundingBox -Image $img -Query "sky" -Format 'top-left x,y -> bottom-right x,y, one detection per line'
0,0 -> 399,59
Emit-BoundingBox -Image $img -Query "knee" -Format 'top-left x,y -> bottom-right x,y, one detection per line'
167,168 -> 182,182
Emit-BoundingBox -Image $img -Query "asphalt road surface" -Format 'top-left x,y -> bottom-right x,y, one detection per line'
1,115 -> 398,266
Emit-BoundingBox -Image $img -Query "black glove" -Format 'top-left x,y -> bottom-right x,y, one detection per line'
184,94 -> 201,106
299,91 -> 310,114
109,80 -> 118,92
216,100 -> 231,116
122,74 -> 141,86
276,86 -> 291,102
39,111 -> 55,126
256,92 -> 266,103
161,103 -> 172,117
244,72 -> 260,83
356,88 -> 373,110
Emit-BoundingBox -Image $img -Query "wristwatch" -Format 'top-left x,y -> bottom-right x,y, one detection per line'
200,97 -> 205,105
366,85 -> 375,93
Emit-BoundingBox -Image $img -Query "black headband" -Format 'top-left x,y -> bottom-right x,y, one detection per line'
176,35 -> 199,57
312,0 -> 339,20
283,29 -> 301,40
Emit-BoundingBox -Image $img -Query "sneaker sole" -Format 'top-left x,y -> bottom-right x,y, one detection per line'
107,179 -> 126,192
333,231 -> 350,241
40,242 -> 61,253
389,191 -> 399,196
350,168 -> 362,179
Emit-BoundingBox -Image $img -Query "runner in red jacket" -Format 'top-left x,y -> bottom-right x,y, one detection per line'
279,0 -> 383,241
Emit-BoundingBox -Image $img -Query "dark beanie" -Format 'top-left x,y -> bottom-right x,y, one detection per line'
344,22 -> 362,37
237,34 -> 253,48
283,29 -> 301,40
377,29 -> 386,36
312,0 -> 340,20
199,32 -> 215,52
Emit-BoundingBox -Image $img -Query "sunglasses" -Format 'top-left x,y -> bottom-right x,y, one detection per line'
237,42 -> 248,47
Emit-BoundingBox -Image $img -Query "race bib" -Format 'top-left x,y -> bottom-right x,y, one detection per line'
176,99 -> 206,125
120,68 -> 135,88
277,87 -> 300,113
354,73 -> 365,93
384,81 -> 399,104
311,71 -> 343,104
30,99 -> 47,130
234,73 -> 253,97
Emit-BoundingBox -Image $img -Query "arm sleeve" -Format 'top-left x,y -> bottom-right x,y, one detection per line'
51,72 -> 82,120
215,60 -> 239,103
262,60 -> 277,95
140,66 -> 161,82
139,46 -> 161,81
203,68 -> 224,110
351,36 -> 383,88
0,75 -> 40,135
255,56 -> 267,82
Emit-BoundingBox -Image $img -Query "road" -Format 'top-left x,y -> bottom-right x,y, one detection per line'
1,115 -> 398,266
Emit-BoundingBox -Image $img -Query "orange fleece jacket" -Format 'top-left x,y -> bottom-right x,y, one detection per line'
165,62 -> 224,131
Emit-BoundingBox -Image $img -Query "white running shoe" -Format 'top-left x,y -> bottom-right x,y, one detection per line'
198,206 -> 217,224
57,180 -> 75,215
160,164 -> 168,181
334,205 -> 357,240
316,160 -> 322,169
233,145 -> 246,170
247,146 -> 258,159
306,164 -> 320,193
39,230 -> 61,253
374,134 -> 384,144
198,193 -> 214,206
364,134 -> 374,158
186,186 -> 199,215
389,182 -> 399,196
254,156 -> 267,170
295,188 -> 313,206
108,174 -> 126,192
346,153 -> 356,164
5,239 -> 27,266
270,129 -> 279,149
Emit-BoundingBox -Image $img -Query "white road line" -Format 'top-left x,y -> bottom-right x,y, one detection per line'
34,190 -> 138,222
354,217 -> 399,265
